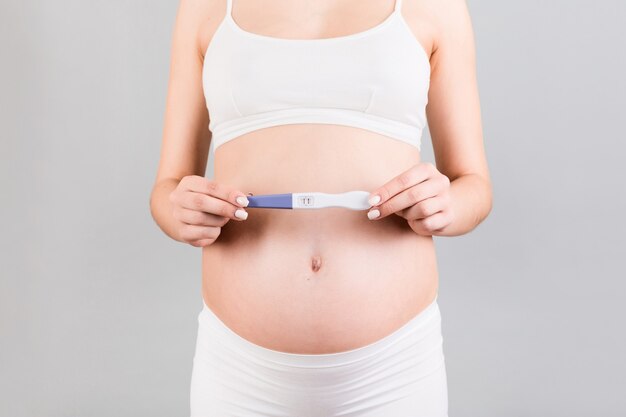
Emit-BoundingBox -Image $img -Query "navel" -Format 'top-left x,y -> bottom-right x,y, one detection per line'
311,255 -> 323,272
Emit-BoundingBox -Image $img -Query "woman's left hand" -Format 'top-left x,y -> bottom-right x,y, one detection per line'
366,162 -> 454,236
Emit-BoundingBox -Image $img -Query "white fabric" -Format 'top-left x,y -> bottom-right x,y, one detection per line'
190,294 -> 448,417
202,0 -> 431,151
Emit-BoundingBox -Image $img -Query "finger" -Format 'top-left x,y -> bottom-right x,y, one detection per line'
397,196 -> 446,221
179,224 -> 222,244
370,178 -> 440,220
190,239 -> 214,248
409,211 -> 451,235
180,191 -> 248,220
174,207 -> 230,227
182,175 -> 249,208
368,163 -> 435,207
189,238 -> 217,248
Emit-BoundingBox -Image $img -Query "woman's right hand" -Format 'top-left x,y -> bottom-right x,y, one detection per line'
168,175 -> 250,247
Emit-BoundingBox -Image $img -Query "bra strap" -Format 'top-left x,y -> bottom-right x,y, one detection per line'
394,0 -> 403,12
226,0 -> 232,16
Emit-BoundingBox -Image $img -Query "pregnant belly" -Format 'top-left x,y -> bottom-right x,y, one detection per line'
201,124 -> 440,354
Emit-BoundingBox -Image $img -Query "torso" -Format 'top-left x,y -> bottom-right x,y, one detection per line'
200,0 -> 439,354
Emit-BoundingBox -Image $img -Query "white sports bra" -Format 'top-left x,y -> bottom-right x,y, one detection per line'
202,0 -> 431,151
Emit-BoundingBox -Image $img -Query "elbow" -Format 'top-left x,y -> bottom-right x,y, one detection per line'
475,175 -> 493,228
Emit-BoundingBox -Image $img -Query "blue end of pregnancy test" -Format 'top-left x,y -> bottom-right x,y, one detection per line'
246,193 -> 293,209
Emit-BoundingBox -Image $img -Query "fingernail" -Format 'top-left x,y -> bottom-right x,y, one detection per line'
367,209 -> 380,220
236,196 -> 249,207
368,195 -> 381,206
235,209 -> 248,220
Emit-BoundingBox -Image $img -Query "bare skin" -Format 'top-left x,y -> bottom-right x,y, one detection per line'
150,0 -> 492,354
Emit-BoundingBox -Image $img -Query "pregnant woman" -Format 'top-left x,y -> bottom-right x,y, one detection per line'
150,0 -> 491,415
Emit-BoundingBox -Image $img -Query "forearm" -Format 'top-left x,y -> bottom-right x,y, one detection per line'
150,177 -> 184,243
434,173 -> 492,237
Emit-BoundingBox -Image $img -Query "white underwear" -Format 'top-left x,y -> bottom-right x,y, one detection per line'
190,293 -> 448,417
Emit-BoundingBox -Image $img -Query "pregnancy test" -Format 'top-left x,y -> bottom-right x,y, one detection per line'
245,191 -> 372,211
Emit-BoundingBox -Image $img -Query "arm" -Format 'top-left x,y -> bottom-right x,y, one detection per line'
149,0 -> 216,242
425,0 -> 492,236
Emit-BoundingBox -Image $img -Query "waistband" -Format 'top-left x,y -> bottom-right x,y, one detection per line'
198,292 -> 440,368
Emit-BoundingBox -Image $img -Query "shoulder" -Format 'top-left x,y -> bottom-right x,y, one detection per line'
402,0 -> 474,60
173,0 -> 224,59
428,0 -> 475,57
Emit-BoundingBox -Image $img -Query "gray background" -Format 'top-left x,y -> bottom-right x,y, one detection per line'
1,0 -> 625,416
